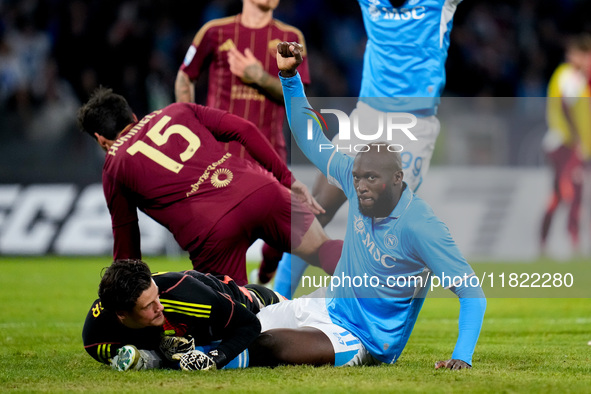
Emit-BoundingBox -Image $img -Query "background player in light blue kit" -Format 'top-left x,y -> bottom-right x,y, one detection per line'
274,0 -> 465,298
252,42 -> 485,370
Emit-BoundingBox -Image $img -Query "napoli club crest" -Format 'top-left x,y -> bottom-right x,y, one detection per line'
384,234 -> 398,249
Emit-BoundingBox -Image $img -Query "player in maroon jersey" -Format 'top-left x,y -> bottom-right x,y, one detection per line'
175,0 -> 309,163
175,0 -> 311,283
77,87 -> 342,285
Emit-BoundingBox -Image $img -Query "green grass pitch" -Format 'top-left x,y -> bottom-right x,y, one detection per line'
1,256 -> 590,393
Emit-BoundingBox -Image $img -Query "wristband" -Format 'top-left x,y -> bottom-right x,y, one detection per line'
208,349 -> 228,369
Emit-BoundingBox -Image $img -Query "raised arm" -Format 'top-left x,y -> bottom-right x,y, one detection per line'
277,42 -> 334,177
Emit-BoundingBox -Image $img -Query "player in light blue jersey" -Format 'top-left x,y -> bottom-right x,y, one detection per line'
319,0 -> 463,208
274,0 -> 464,299
253,42 -> 485,369
358,0 -> 460,109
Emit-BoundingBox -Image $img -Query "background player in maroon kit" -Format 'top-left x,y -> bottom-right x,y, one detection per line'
175,0 -> 309,163
175,0 -> 311,283
77,87 -> 342,285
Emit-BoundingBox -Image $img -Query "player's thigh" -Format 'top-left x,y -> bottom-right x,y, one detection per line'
200,192 -> 271,246
292,217 -> 329,258
190,188 -> 278,282
263,322 -> 375,366
190,221 -> 251,284
256,184 -> 320,253
257,296 -> 375,367
258,287 -> 328,330
257,289 -> 376,366
256,327 -> 335,366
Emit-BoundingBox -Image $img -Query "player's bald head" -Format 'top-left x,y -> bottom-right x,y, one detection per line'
354,143 -> 402,175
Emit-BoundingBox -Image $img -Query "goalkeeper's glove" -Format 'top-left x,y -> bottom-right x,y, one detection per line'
172,349 -> 227,371
159,335 -> 195,361
110,345 -> 162,371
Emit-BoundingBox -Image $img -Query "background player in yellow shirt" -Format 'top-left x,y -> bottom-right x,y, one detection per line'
540,33 -> 591,256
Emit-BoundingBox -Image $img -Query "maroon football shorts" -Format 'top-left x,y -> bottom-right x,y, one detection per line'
189,182 -> 315,285
546,145 -> 583,197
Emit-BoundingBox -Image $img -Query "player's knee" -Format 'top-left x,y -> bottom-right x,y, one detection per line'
296,220 -> 329,253
308,219 -> 330,242
248,332 -> 283,367
316,211 -> 336,227
254,332 -> 277,349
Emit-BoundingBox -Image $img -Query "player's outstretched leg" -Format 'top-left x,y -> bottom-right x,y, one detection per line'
291,217 -> 342,275
257,183 -> 342,282
248,328 -> 335,367
272,173 -> 345,294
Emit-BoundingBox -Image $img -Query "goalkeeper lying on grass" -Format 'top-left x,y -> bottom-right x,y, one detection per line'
82,259 -> 283,371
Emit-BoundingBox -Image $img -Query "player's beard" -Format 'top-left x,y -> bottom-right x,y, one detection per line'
358,187 -> 395,218
359,202 -> 372,217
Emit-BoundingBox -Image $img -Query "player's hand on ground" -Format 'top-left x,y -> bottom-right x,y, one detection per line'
228,47 -> 265,84
159,335 -> 195,361
291,179 -> 326,215
172,349 -> 217,371
276,41 -> 303,77
434,359 -> 471,370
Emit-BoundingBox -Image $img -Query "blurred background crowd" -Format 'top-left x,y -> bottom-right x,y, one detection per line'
0,0 -> 590,183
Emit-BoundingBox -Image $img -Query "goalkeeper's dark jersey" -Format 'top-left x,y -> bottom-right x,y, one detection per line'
82,270 -> 280,365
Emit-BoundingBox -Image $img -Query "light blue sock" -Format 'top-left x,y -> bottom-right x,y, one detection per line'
273,253 -> 308,299
221,349 -> 249,369
273,254 -> 292,298
194,344 -> 249,369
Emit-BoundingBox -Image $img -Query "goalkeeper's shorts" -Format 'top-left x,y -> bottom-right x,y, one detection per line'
245,283 -> 287,313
